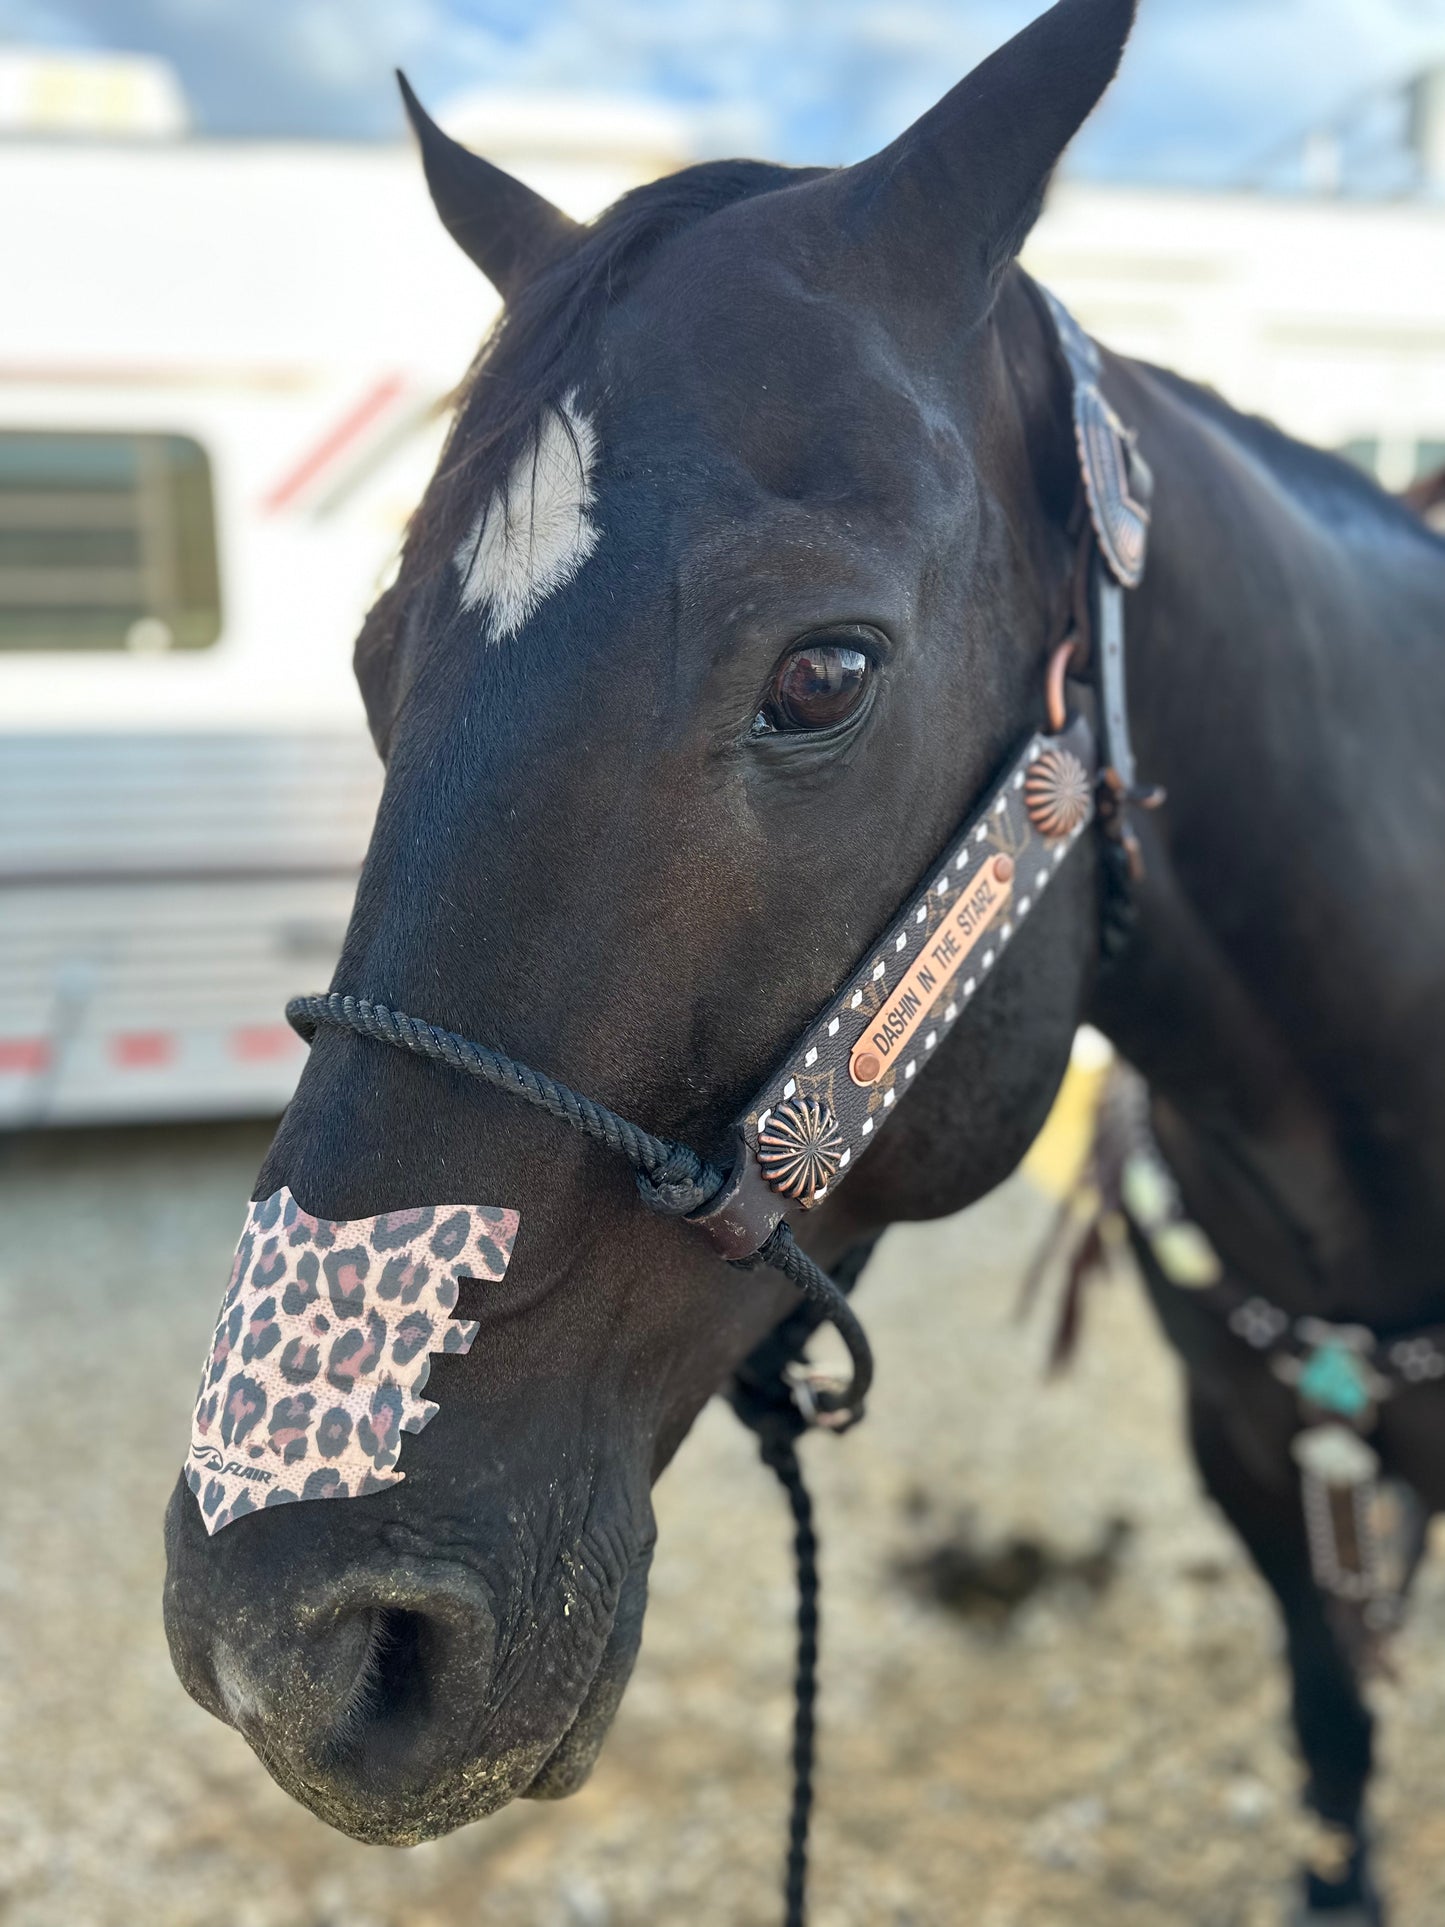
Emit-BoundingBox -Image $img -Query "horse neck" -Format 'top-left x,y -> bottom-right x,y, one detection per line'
1087,358 -> 1445,1315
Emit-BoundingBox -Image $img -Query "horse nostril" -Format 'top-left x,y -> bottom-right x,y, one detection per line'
310,1588 -> 495,1793
350,1608 -> 429,1731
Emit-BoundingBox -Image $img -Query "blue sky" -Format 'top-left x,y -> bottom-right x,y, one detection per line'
3,0 -> 1444,184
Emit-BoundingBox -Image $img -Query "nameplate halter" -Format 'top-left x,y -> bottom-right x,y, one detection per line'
691,289 -> 1154,1262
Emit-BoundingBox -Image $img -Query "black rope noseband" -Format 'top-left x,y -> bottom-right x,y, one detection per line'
287,992 -> 873,1418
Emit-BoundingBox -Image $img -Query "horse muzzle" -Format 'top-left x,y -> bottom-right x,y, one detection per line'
162,1471 -> 649,1844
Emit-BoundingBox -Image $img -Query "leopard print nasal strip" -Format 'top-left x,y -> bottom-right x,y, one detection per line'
185,1187 -> 519,1535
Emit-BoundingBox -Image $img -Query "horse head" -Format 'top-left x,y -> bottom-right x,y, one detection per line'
164,0 -> 1135,1846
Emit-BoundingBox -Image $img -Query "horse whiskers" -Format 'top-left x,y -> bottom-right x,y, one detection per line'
313,1610 -> 394,1765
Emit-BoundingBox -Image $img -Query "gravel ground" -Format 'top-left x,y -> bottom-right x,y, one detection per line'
3,1120 -> 1444,1927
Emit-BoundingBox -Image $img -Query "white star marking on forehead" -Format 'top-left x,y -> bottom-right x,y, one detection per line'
453,389 -> 601,643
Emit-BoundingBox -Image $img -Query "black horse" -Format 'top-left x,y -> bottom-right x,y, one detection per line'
163,1 -> 1445,1917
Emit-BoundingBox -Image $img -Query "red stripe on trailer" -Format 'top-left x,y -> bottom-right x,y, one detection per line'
232,1024 -> 300,1062
112,1031 -> 175,1068
0,1038 -> 50,1074
261,374 -> 406,513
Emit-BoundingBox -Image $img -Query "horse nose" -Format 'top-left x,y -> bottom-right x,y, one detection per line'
166,1543 -> 500,1838
232,1580 -> 497,1830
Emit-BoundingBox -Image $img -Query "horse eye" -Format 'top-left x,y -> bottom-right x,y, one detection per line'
756,639 -> 872,735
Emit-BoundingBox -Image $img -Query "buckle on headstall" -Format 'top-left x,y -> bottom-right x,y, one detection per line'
1098,762 -> 1166,881
1047,590 -> 1161,882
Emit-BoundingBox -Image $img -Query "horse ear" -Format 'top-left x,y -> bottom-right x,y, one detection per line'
397,72 -> 580,299
831,0 -> 1136,311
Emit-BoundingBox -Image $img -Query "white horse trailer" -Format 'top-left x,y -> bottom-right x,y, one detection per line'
17,85 -> 1436,1131
0,108 -> 690,1126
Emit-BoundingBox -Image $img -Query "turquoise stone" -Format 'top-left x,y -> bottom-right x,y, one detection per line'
1298,1342 -> 1372,1419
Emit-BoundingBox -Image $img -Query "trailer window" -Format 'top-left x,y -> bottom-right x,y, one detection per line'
0,431 -> 221,651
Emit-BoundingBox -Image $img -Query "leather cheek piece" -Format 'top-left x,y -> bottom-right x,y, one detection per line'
184,1187 -> 519,1535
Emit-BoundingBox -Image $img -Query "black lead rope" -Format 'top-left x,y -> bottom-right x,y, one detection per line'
758,1427 -> 821,1925
286,990 -> 870,1927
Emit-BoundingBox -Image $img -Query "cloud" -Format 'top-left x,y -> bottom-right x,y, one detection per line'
2,0 -> 1443,181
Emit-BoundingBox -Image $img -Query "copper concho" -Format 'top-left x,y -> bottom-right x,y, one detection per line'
1025,747 -> 1091,840
758,1097 -> 844,1207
